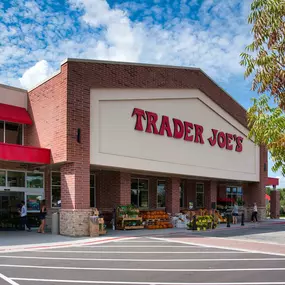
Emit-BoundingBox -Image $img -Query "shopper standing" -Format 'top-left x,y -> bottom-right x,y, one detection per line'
232,202 -> 239,224
251,202 -> 258,222
19,201 -> 31,231
38,200 -> 47,234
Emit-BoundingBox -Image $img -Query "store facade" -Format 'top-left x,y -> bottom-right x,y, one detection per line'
0,59 -> 280,235
0,84 -> 50,229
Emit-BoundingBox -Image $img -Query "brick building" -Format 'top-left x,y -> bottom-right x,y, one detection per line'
0,59 -> 280,236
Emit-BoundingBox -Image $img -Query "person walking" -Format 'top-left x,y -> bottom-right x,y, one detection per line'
251,202 -> 258,222
232,202 -> 239,224
19,201 -> 31,231
38,200 -> 47,234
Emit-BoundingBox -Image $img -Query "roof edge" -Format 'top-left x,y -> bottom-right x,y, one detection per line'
62,58 -> 247,113
27,69 -> 61,92
61,58 -> 201,71
0,83 -> 27,93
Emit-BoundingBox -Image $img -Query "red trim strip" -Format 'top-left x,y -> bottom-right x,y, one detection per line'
0,103 -> 32,125
0,143 -> 50,164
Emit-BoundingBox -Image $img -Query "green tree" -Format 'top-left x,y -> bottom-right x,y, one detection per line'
240,0 -> 285,175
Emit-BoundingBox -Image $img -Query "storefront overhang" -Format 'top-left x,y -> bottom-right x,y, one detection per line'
0,103 -> 32,125
266,177 -> 279,187
0,143 -> 50,164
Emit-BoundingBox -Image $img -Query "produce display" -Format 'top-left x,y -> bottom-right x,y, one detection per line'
116,205 -> 144,230
141,210 -> 173,229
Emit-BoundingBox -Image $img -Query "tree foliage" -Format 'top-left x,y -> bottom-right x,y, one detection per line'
240,0 -> 285,175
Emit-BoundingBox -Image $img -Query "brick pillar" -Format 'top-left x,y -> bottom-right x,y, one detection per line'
270,190 -> 280,219
185,180 -> 196,208
218,184 -> 227,199
165,177 -> 180,214
96,170 -> 131,212
44,167 -> 51,209
149,177 -> 158,209
204,181 -> 217,210
244,146 -> 267,221
60,162 -> 92,236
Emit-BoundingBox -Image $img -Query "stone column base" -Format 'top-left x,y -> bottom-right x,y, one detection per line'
244,207 -> 266,222
60,209 -> 92,237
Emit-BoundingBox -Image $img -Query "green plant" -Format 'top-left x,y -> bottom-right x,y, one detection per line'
187,215 -> 217,231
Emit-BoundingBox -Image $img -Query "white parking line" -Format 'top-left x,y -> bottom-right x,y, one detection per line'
9,278 -> 285,285
0,273 -> 20,285
1,255 -> 284,262
78,245 -> 200,248
149,237 -> 285,257
36,250 -> 249,254
2,264 -> 285,272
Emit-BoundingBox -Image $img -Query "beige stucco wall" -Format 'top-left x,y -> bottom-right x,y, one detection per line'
90,89 -> 259,182
0,84 -> 27,109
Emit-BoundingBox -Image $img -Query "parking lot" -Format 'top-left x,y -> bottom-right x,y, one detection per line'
0,236 -> 285,285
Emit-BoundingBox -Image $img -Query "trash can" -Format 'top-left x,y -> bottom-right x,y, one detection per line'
89,216 -> 99,237
52,212 -> 59,235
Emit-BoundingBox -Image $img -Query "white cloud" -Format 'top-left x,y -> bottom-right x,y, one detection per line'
276,176 -> 285,189
19,60 -> 54,89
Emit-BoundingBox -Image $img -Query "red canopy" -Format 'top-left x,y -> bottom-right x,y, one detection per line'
0,103 -> 32,125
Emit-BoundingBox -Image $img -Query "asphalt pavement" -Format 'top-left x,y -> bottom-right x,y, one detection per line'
0,236 -> 285,285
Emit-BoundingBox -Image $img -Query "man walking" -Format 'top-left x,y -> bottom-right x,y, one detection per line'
19,201 -> 31,231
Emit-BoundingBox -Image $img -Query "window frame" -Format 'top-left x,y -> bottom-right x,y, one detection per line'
226,185 -> 243,206
195,182 -> 205,208
180,181 -> 185,208
131,178 -> 149,209
51,171 -> 61,208
157,179 -> 166,208
90,173 -> 96,208
0,120 -> 24,145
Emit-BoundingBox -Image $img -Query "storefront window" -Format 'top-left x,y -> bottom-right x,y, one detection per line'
7,171 -> 25,187
51,172 -> 61,208
0,170 -> 6,186
26,173 -> 44,188
90,174 -> 96,208
196,183 -> 204,208
131,178 -> 148,208
27,194 -> 42,212
157,180 -> 165,208
180,182 -> 184,208
226,186 -> 243,206
5,122 -> 23,145
0,121 -> 4,142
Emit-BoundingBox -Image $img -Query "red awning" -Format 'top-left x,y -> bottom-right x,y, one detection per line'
0,103 -> 32,125
0,143 -> 50,164
266,177 -> 279,187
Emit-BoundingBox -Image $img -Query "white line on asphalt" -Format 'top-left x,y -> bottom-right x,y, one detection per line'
36,250 -> 249,254
148,237 -> 285,257
77,245 -> 200,248
1,255 -> 284,262
0,273 -> 20,285
2,264 -> 285,272
9,278 -> 285,285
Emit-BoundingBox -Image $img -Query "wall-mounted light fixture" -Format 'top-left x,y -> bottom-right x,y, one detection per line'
77,128 -> 81,143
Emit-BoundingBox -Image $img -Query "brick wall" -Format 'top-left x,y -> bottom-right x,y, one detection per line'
270,190 -> 280,219
165,177 -> 180,214
96,170 -> 131,212
26,65 -> 68,163
204,181 -> 218,209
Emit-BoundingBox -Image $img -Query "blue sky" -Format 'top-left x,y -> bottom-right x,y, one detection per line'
0,0 -> 284,186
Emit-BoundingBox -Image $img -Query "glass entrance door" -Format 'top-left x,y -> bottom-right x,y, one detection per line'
0,191 -> 24,230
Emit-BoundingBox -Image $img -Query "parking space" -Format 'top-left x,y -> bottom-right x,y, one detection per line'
0,237 -> 285,284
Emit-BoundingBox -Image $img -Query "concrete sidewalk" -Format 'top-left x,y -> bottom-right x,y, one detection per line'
0,219 -> 284,251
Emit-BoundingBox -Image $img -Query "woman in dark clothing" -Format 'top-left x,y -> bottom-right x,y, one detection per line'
38,200 -> 47,234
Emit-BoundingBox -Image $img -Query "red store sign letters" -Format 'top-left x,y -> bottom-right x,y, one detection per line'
131,108 -> 243,152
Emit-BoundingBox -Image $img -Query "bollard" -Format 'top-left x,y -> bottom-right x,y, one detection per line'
241,212 -> 245,226
192,215 -> 197,231
227,213 -> 231,228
